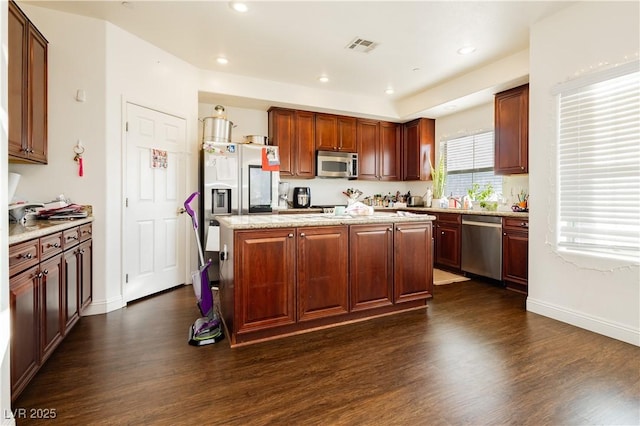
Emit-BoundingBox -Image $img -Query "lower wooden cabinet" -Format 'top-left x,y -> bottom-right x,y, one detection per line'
434,213 -> 461,271
502,217 -> 529,293
9,222 -> 93,401
226,222 -> 433,346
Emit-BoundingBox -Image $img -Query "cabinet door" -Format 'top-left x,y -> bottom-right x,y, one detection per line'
394,222 -> 433,303
350,224 -> 394,311
10,266 -> 40,400
63,249 -> 80,331
8,2 -> 27,159
79,239 -> 93,312
315,113 -> 337,151
295,110 -> 316,177
435,223 -> 461,270
503,231 -> 528,292
379,121 -> 401,181
40,254 -> 63,363
269,108 -> 295,176
337,116 -> 357,152
235,229 -> 296,333
27,24 -> 48,164
495,84 -> 528,174
297,226 -> 349,321
356,119 -> 380,180
402,118 -> 434,181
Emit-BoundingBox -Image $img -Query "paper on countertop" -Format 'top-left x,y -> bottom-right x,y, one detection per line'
205,225 -> 220,251
345,201 -> 374,216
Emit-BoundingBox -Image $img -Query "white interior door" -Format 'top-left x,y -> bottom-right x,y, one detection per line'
125,103 -> 187,303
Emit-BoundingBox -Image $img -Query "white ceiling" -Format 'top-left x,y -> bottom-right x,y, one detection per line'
25,0 -> 573,118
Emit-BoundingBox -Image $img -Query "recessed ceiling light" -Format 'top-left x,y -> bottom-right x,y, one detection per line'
318,75 -> 329,83
216,57 -> 229,65
384,88 -> 394,95
457,45 -> 476,55
229,2 -> 248,13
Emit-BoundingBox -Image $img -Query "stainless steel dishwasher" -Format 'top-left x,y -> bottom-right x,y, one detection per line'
461,214 -> 502,280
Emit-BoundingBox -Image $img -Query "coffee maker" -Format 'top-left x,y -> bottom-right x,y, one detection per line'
293,187 -> 311,208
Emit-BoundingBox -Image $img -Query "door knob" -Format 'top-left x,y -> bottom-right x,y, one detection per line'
177,207 -> 186,215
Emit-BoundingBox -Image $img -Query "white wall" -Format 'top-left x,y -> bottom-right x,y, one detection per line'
528,1 -> 640,345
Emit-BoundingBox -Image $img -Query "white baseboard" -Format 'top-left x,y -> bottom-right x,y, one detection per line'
527,298 -> 640,346
81,296 -> 126,316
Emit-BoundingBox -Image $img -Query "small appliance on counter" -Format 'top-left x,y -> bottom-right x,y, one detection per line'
278,182 -> 290,209
293,187 -> 311,208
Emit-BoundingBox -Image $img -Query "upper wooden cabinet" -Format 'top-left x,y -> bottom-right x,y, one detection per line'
268,108 -> 315,178
357,119 -> 401,181
402,118 -> 435,181
494,84 -> 529,174
315,113 -> 357,152
8,1 -> 48,164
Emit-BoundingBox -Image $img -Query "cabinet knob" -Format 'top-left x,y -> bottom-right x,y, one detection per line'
521,222 -> 528,228
80,249 -> 85,254
521,166 -> 525,170
300,232 -> 306,237
387,228 -> 393,232
441,231 -> 445,235
43,269 -> 49,275
288,233 -> 294,238
21,253 -> 33,259
503,232 -> 507,236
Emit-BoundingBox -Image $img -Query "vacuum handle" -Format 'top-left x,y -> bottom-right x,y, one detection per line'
184,191 -> 199,229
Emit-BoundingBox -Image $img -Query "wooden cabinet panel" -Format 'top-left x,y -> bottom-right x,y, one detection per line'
434,213 -> 461,270
63,249 -> 80,330
234,229 -> 297,333
40,254 -> 63,363
495,84 -> 528,174
356,119 -> 379,180
79,239 -> 93,312
402,118 -> 435,181
350,224 -> 394,311
502,218 -> 529,293
40,232 -> 62,260
297,226 -> 349,321
316,113 -> 356,152
379,121 -> 401,181
9,266 -> 39,400
8,1 -> 48,164
394,222 -> 433,303
268,108 -> 315,178
9,239 -> 39,277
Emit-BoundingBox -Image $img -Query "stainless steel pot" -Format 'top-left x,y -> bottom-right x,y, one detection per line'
202,116 -> 234,143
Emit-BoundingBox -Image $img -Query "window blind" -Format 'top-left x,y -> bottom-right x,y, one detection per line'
557,63 -> 640,262
442,131 -> 501,197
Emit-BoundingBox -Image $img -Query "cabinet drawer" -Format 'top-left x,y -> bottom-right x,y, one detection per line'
436,213 -> 460,224
503,217 -> 529,232
62,227 -> 80,249
79,223 -> 92,242
9,239 -> 39,277
40,232 -> 63,260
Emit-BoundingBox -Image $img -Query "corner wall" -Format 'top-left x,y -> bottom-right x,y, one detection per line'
528,1 -> 640,345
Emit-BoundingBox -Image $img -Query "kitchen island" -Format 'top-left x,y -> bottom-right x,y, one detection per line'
216,212 -> 436,347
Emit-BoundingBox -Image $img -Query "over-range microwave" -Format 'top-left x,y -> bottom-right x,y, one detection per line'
316,150 -> 358,179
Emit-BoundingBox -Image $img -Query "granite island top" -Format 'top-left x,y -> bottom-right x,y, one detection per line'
279,206 -> 529,218
215,212 -> 437,230
9,217 -> 94,245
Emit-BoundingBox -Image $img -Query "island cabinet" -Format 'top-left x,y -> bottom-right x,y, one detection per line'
221,219 -> 433,347
402,118 -> 435,181
268,107 -> 315,178
502,217 -> 529,293
8,0 -> 48,164
9,221 -> 93,401
433,213 -> 461,271
315,113 -> 357,152
357,119 -> 401,181
495,84 -> 529,175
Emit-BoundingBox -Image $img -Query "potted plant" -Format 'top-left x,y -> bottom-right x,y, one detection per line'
467,183 -> 497,211
429,153 -> 446,207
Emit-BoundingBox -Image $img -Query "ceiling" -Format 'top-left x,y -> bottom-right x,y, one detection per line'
25,1 -> 573,118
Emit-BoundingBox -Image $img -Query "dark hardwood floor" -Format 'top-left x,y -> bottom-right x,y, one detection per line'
14,279 -> 640,425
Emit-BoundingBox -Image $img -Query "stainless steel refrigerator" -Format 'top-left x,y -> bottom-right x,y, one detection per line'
199,142 -> 280,279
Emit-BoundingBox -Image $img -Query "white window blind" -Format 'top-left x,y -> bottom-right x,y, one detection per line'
442,131 -> 502,197
556,62 -> 640,262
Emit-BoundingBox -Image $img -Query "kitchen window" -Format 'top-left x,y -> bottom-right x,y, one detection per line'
441,131 -> 502,198
555,60 -> 640,263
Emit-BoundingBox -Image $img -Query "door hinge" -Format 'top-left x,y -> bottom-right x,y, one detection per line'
125,198 -> 128,207
125,122 -> 129,132
125,274 -> 128,284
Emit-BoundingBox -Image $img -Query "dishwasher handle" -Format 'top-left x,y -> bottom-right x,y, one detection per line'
461,219 -> 502,228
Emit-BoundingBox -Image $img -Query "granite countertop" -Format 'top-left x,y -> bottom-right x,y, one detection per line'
279,206 -> 529,218
216,212 -> 436,230
9,217 -> 94,245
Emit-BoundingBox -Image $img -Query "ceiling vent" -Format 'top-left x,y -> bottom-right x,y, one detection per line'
345,37 -> 378,53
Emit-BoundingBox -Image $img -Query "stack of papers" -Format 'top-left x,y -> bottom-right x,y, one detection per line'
36,204 -> 88,219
